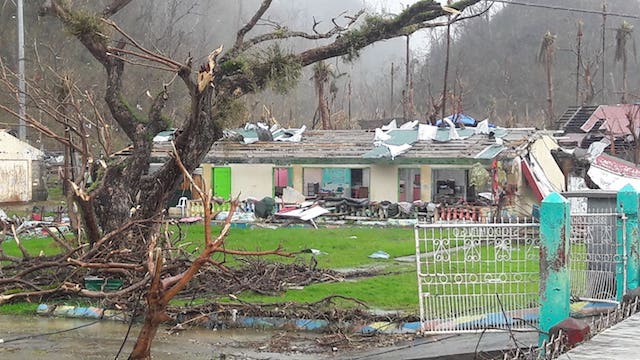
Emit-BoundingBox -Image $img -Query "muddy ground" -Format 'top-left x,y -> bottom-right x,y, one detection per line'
0,314 -> 419,359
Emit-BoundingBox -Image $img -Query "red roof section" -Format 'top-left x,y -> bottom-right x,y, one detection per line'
581,104 -> 640,136
592,153 -> 640,179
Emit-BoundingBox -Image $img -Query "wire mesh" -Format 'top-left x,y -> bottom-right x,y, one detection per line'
568,210 -> 621,302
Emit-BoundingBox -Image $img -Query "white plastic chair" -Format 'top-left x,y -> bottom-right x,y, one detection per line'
176,197 -> 188,217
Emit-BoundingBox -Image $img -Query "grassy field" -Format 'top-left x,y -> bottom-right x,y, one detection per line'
182,225 -> 416,268
1,224 -> 541,314
2,236 -> 63,258
1,225 -> 423,312
177,225 -> 421,311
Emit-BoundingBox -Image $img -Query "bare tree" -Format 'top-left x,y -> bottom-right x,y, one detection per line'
0,0 -> 487,358
312,60 -> 333,129
614,21 -> 634,104
537,31 -> 556,128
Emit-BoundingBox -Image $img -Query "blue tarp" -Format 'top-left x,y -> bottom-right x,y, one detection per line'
435,114 -> 477,127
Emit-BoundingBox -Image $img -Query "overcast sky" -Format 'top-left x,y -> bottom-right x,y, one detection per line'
367,0 -> 446,13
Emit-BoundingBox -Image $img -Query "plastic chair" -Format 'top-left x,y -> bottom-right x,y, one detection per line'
176,197 -> 188,217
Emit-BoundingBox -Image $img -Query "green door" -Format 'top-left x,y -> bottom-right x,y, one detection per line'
212,167 -> 231,208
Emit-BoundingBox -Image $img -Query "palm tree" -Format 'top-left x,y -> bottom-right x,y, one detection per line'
614,21 -> 634,104
537,31 -> 556,129
312,61 -> 332,130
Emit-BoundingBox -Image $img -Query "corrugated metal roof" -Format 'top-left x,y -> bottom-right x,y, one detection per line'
582,104 -> 638,136
204,127 -> 538,165
475,144 -> 505,159
0,132 -> 44,160
384,129 -> 418,146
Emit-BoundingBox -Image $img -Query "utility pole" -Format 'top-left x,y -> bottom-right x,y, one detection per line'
404,35 -> 410,120
390,62 -> 394,117
601,1 -> 607,104
17,0 -> 27,141
576,21 -> 583,105
348,78 -> 352,124
442,1 -> 452,120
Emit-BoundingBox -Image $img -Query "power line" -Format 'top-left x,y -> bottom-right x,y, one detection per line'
488,0 -> 640,20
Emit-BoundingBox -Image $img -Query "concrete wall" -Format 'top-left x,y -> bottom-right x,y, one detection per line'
0,159 -> 31,202
229,164 -> 273,199
201,162 -> 480,204
370,164 -> 399,201
421,165 -> 433,202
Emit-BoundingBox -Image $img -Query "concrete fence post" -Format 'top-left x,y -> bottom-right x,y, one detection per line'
539,192 -> 571,346
616,184 -> 640,300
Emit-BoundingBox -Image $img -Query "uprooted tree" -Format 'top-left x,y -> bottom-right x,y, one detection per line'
0,0 -> 486,358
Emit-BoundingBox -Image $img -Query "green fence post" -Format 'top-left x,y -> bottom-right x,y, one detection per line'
617,184 -> 640,300
539,192 -> 571,346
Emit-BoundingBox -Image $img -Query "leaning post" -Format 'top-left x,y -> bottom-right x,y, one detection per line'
538,192 -> 571,346
616,184 -> 640,300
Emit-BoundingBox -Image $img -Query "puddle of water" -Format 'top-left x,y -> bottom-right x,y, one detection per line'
0,314 -> 328,359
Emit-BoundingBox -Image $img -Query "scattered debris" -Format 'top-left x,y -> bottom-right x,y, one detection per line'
299,248 -> 328,256
275,205 -> 330,228
368,251 -> 390,259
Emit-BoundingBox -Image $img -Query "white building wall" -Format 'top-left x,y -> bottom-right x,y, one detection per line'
0,159 -> 30,202
229,164 -> 273,199
370,164 -> 399,202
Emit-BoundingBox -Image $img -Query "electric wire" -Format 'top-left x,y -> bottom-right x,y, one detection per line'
488,0 -> 640,20
1,317 -> 103,344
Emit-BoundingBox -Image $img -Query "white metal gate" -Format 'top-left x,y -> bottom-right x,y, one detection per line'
568,211 -> 622,303
415,221 -> 540,334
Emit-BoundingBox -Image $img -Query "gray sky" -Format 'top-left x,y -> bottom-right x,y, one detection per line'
367,0 -> 446,13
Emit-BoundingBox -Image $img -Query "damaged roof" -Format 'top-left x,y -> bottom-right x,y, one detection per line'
204,122 -> 537,165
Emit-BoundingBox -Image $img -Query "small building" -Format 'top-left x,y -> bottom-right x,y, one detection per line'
195,122 -> 558,217
554,104 -> 640,192
0,130 -> 45,203
556,104 -> 639,155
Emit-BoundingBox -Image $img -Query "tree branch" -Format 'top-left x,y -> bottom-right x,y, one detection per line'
67,258 -> 145,271
102,0 -> 134,18
236,10 -> 365,54
296,0 -> 485,67
231,0 -> 274,57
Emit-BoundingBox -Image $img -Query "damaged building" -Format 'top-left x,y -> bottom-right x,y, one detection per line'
555,104 -> 640,192
183,119 -> 562,221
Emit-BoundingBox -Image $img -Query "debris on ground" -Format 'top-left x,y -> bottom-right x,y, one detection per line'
368,251 -> 390,259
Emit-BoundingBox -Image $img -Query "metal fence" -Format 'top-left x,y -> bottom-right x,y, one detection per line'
415,220 -> 540,334
568,211 -> 622,303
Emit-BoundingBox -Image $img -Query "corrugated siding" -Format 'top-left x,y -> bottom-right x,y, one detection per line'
0,160 -> 30,202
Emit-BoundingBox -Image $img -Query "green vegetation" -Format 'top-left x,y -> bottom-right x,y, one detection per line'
256,43 -> 302,94
233,271 -> 419,311
2,237 -> 63,258
65,9 -> 107,46
0,302 -> 39,315
340,14 -> 388,61
1,225 -> 542,313
47,184 -> 64,202
181,225 -> 415,269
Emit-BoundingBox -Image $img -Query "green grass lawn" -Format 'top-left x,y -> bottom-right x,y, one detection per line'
2,236 -> 63,258
1,224 -> 542,314
176,225 -> 422,311
181,225 -> 416,269
1,225 -> 422,312
233,271 -> 419,312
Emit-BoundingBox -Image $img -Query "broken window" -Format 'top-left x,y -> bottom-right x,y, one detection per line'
303,167 -> 370,198
398,168 -> 421,202
432,168 -> 469,204
273,167 -> 292,197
